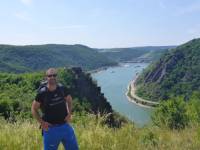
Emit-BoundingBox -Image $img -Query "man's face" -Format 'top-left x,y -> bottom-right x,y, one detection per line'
46,69 -> 57,85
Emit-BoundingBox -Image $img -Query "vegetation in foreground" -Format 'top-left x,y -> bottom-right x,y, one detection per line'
1,113 -> 200,150
1,91 -> 200,150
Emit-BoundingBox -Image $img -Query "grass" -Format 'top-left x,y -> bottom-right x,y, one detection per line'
0,114 -> 200,150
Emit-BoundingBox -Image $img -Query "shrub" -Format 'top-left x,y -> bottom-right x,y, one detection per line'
152,97 -> 189,129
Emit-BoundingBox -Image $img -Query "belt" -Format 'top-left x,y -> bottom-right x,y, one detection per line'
48,122 -> 66,127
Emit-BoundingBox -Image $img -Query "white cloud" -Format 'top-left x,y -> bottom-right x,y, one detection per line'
14,12 -> 32,22
47,25 -> 87,30
20,0 -> 33,6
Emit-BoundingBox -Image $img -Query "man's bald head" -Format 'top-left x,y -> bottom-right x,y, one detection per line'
46,68 -> 57,76
46,68 -> 57,85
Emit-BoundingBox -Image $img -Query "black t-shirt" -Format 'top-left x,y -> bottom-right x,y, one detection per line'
35,85 -> 69,124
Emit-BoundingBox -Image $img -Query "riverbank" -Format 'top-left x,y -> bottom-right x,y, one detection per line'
88,62 -> 133,74
126,78 -> 159,108
87,63 -> 120,74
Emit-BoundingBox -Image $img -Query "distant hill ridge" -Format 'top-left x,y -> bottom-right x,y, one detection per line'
0,44 -> 174,73
0,44 -> 117,73
96,46 -> 175,62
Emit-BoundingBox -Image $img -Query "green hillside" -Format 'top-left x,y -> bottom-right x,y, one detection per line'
0,44 -> 117,73
0,44 -> 175,73
135,38 -> 200,101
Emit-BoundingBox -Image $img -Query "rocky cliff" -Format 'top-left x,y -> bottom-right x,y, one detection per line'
135,38 -> 200,101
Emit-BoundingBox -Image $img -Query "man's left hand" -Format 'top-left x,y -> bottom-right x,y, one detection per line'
64,113 -> 72,123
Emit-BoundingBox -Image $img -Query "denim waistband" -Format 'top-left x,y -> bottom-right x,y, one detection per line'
48,123 -> 66,128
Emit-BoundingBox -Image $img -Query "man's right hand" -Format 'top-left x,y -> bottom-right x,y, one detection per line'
40,120 -> 51,130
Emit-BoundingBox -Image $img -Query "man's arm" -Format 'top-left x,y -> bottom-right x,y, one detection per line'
64,95 -> 73,123
31,100 -> 43,123
31,100 -> 50,129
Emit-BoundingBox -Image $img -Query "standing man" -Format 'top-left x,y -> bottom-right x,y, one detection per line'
32,68 -> 79,150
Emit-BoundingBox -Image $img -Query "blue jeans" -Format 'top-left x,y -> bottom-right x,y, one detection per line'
43,123 -> 79,150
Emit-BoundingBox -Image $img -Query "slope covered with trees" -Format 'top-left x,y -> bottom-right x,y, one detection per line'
0,44 -> 175,73
0,44 -> 117,73
135,38 -> 200,101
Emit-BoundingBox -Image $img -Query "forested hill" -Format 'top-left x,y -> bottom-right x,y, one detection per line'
0,44 -> 117,73
0,44 -> 175,73
135,38 -> 200,101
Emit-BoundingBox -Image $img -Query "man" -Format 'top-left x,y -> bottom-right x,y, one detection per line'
32,68 -> 79,150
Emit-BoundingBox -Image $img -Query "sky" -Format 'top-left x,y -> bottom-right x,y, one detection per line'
0,0 -> 200,48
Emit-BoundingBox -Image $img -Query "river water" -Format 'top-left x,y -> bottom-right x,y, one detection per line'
92,63 -> 153,126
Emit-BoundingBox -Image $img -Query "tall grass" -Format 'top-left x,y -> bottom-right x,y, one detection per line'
0,115 -> 200,150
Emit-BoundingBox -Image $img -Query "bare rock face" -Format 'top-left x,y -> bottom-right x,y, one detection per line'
143,52 -> 182,84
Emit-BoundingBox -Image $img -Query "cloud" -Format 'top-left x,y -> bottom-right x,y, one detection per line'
14,12 -> 32,22
47,25 -> 87,30
19,0 -> 33,6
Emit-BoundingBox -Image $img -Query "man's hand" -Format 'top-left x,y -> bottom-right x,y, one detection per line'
64,113 -> 72,123
40,120 -> 51,131
64,94 -> 73,123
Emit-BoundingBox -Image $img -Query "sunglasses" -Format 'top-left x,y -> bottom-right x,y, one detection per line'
47,74 -> 57,78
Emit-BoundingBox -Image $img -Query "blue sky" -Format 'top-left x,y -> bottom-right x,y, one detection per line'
0,0 -> 200,48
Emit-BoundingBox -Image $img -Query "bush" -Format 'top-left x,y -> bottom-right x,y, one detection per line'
152,97 -> 189,129
186,92 -> 200,123
140,129 -> 158,147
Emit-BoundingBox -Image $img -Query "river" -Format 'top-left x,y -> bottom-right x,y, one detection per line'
91,63 -> 152,126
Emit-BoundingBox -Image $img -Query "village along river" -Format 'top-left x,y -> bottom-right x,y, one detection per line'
92,63 -> 152,126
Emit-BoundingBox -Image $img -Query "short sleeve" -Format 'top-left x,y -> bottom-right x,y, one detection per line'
35,92 -> 45,103
63,87 -> 70,97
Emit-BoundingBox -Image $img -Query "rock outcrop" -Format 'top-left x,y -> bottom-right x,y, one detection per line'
135,38 -> 200,101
